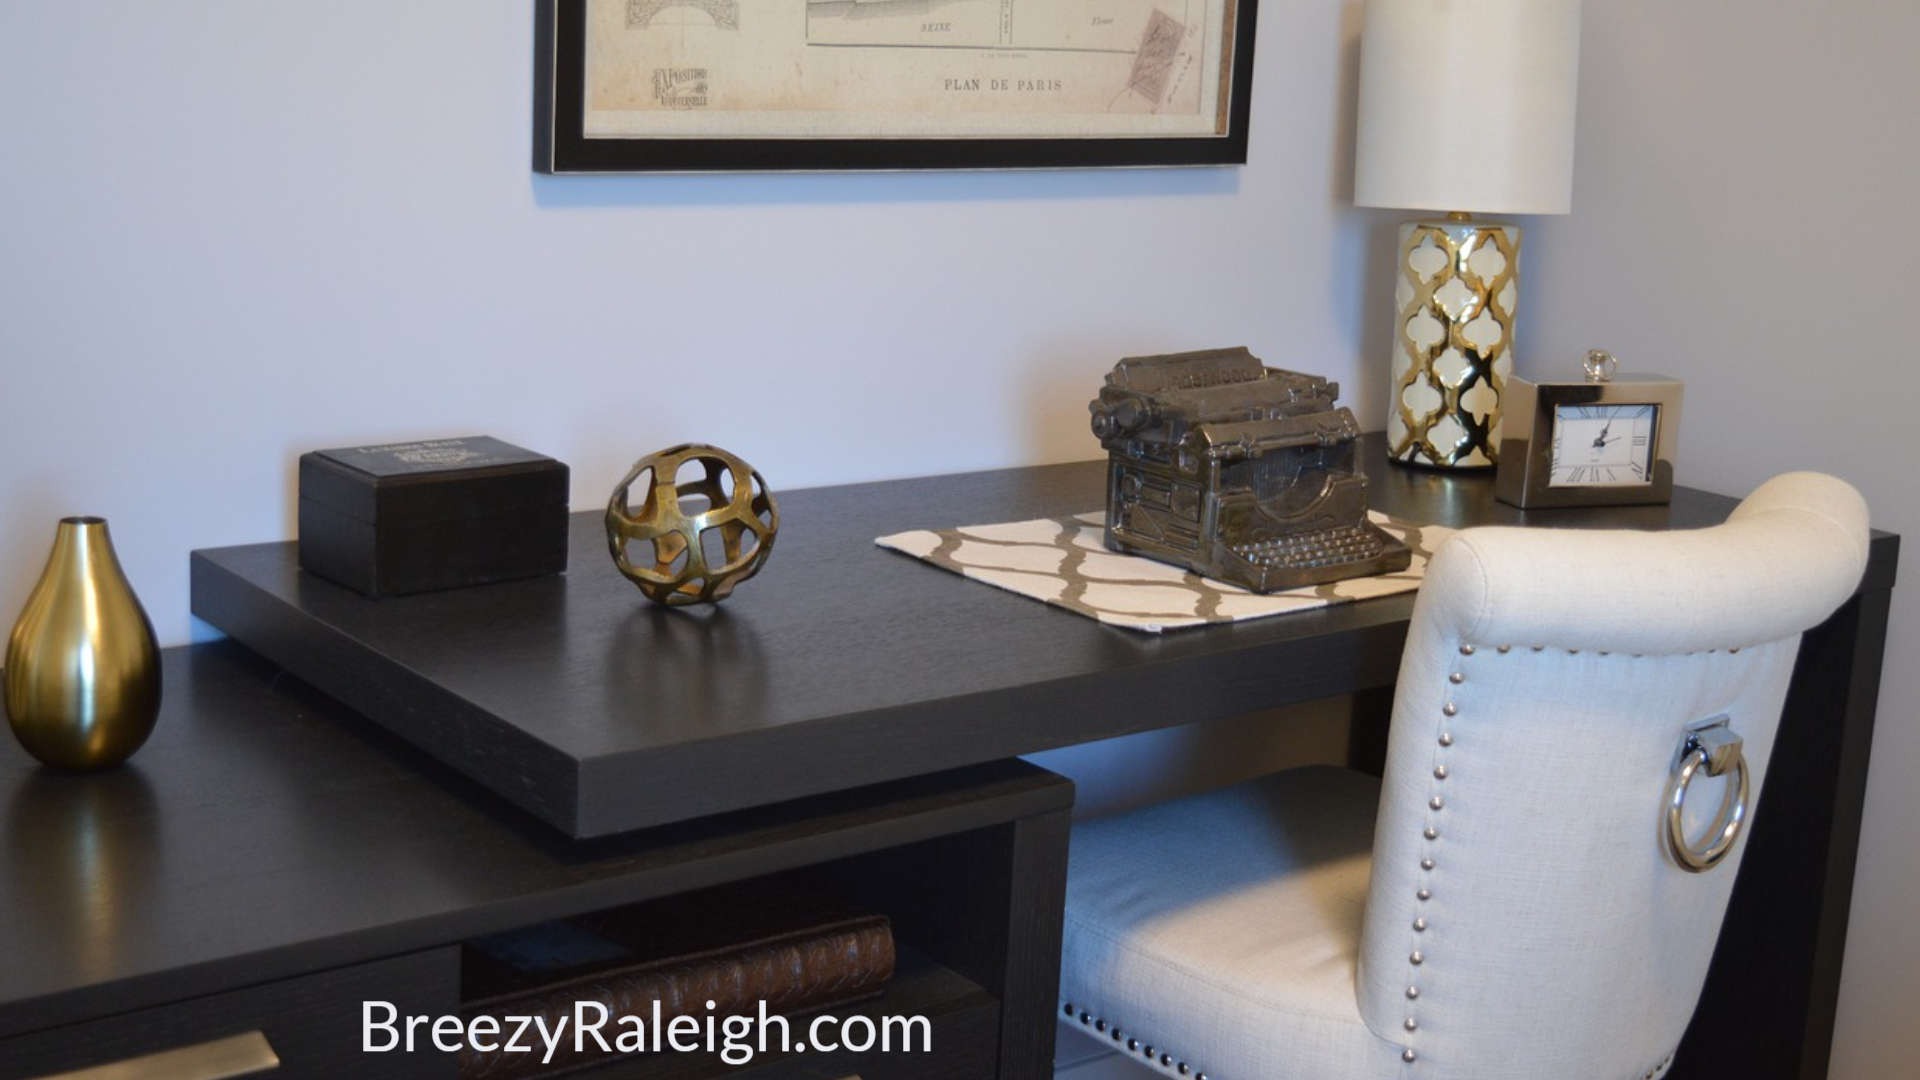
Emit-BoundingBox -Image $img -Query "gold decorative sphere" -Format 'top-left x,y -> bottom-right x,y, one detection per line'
605,444 -> 779,606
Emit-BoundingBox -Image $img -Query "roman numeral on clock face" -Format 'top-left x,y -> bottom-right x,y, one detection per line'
1548,402 -> 1660,489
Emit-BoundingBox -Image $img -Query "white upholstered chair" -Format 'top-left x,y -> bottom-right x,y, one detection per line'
1057,473 -> 1870,1080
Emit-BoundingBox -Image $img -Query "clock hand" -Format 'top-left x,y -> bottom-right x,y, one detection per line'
1592,421 -> 1613,449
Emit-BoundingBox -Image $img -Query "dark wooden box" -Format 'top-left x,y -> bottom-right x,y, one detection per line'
298,436 -> 569,597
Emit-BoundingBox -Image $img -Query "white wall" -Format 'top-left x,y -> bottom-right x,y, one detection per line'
1521,4 -> 1919,1077
0,1 -> 1379,646
3,2 -> 1914,1076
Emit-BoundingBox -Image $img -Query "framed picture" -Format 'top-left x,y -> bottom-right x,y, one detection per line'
534,0 -> 1259,173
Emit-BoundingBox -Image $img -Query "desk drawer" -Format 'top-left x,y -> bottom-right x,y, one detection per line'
0,948 -> 458,1080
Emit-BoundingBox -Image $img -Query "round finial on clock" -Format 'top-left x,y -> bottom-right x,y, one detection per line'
1584,349 -> 1619,383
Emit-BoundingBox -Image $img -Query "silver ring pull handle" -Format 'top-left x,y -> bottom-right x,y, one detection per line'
1664,718 -> 1750,873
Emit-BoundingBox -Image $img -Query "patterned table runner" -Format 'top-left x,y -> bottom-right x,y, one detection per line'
876,511 -> 1451,633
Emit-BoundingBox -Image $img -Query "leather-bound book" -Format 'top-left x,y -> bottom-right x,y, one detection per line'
458,888 -> 895,1079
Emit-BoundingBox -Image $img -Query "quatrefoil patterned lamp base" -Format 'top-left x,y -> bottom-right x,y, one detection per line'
1385,217 -> 1520,469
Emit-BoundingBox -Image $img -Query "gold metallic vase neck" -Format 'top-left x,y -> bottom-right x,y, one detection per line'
42,517 -> 130,592
1445,210 -> 1475,223
51,515 -> 114,554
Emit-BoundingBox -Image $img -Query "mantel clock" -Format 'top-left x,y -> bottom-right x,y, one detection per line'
1496,350 -> 1683,509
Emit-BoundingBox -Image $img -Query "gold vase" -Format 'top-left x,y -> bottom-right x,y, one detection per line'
4,517 -> 161,769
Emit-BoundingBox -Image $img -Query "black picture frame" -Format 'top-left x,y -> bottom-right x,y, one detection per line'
534,0 -> 1259,173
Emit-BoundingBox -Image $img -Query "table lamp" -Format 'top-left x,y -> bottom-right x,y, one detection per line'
1355,0 -> 1582,469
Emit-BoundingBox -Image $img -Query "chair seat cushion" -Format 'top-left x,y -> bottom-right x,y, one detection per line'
1060,766 -> 1408,1080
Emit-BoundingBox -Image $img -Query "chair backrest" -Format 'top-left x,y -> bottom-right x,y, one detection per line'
1356,473 -> 1869,1080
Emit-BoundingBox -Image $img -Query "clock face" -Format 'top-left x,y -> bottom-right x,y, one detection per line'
1549,404 -> 1659,487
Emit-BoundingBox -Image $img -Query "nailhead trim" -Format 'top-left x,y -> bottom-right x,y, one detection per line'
1405,642 -> 1473,1066
1394,639 -> 1691,1063
1064,1002 -> 1208,1080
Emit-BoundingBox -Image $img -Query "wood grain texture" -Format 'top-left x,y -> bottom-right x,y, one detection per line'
191,433 -> 1896,838
998,809 -> 1070,1080
0,643 -> 1070,1043
0,949 -> 457,1080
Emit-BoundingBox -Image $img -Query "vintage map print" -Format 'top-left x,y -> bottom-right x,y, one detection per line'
581,0 -> 1243,140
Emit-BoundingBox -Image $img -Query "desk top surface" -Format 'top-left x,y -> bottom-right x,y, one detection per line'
188,434 -> 1899,838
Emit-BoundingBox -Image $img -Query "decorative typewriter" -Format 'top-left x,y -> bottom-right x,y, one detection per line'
1088,347 -> 1411,592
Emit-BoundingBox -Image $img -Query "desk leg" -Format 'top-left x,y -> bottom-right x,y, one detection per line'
831,797 -> 1072,1080
1000,808 -> 1070,1080
1674,587 -> 1893,1080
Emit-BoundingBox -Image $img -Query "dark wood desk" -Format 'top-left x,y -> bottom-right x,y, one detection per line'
1,435 -> 1896,1079
193,437 -> 1894,840
0,645 -> 1072,1079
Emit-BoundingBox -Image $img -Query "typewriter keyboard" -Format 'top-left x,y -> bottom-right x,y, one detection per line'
1230,524 -> 1390,571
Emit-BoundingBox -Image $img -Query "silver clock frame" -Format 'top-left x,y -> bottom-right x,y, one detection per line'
1495,372 -> 1684,509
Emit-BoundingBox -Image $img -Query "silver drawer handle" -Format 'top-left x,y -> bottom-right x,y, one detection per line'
1664,718 -> 1750,873
30,1031 -> 279,1080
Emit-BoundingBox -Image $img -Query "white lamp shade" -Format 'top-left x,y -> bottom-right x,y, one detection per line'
1354,0 -> 1581,215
